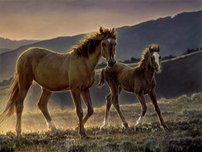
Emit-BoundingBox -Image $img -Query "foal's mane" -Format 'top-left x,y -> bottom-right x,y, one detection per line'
136,44 -> 160,70
72,28 -> 116,57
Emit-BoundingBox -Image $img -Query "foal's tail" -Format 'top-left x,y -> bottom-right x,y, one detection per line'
0,74 -> 19,125
98,69 -> 105,87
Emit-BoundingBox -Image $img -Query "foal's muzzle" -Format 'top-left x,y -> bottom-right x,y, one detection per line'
108,59 -> 116,67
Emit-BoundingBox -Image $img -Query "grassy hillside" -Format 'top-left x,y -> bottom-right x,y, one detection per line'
0,51 -> 201,110
0,92 -> 202,152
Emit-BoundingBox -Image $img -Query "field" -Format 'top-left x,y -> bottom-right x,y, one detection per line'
0,91 -> 202,152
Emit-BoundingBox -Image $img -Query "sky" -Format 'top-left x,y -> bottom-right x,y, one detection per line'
0,0 -> 201,40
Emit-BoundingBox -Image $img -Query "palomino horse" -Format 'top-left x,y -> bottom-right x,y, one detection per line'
0,27 -> 117,138
99,44 -> 168,130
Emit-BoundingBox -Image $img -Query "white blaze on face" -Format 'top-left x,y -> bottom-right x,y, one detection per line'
153,52 -> 160,68
107,38 -> 112,43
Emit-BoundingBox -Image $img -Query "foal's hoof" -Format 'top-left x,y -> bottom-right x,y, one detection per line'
163,125 -> 170,131
122,123 -> 129,129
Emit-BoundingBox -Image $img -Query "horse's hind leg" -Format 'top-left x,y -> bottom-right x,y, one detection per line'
37,88 -> 56,131
15,76 -> 32,138
135,93 -> 147,127
100,93 -> 112,130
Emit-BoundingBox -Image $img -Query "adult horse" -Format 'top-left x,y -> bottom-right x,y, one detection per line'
99,44 -> 168,130
0,27 -> 117,138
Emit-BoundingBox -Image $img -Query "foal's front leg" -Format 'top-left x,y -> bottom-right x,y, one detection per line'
135,93 -> 147,127
148,89 -> 168,130
100,94 -> 112,130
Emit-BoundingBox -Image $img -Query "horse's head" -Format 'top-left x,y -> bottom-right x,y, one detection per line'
148,44 -> 161,73
99,27 -> 117,67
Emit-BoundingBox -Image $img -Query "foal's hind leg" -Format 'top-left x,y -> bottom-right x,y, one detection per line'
110,83 -> 128,128
37,88 -> 56,131
148,89 -> 168,130
100,94 -> 112,130
111,94 -> 129,128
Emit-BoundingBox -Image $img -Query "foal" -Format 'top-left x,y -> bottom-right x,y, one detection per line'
99,44 -> 168,130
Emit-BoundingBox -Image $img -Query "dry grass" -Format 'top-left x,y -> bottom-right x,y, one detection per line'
0,92 -> 202,152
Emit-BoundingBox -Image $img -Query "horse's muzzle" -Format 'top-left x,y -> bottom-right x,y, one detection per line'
108,59 -> 116,67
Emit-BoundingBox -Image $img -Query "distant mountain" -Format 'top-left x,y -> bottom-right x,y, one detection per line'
0,10 -> 201,80
0,37 -> 38,50
0,48 -> 11,53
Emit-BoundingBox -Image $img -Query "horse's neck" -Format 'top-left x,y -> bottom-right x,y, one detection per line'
84,45 -> 101,72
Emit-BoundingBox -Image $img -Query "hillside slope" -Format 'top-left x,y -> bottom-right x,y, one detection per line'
1,51 -> 201,110
0,10 -> 201,80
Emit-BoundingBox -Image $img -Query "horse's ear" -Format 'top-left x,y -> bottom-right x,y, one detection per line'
99,27 -> 104,34
111,28 -> 115,34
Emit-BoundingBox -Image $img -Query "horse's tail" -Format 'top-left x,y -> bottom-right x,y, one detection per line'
0,74 -> 19,125
98,69 -> 105,87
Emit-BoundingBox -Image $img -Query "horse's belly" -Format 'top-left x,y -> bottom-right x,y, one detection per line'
34,77 -> 69,91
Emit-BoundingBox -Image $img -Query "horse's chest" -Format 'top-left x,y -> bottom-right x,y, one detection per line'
79,73 -> 95,90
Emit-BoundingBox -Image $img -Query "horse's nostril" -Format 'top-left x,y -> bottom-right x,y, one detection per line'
108,60 -> 116,67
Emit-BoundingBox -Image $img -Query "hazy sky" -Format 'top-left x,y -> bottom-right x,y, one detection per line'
0,0 -> 201,40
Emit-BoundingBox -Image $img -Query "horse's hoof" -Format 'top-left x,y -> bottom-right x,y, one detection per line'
80,134 -> 90,140
75,126 -> 79,131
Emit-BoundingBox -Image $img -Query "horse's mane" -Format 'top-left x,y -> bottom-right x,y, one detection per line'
136,44 -> 160,71
72,28 -> 116,57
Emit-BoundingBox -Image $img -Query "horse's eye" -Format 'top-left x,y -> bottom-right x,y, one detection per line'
114,42 -> 117,46
159,56 -> 161,59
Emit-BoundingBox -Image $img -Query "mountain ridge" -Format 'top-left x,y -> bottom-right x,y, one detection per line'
0,10 -> 201,80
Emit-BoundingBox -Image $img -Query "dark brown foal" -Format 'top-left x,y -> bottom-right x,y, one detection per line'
99,44 -> 168,130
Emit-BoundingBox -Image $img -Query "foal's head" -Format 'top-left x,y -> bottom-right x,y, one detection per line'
99,27 -> 117,67
148,44 -> 161,73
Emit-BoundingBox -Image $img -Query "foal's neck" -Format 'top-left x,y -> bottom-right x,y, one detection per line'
145,64 -> 155,83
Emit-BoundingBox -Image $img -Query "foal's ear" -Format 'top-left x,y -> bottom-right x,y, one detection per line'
99,27 -> 104,34
149,45 -> 152,52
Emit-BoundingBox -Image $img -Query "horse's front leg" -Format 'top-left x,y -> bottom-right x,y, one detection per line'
71,90 -> 88,138
80,89 -> 94,125
148,89 -> 168,130
135,93 -> 147,127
